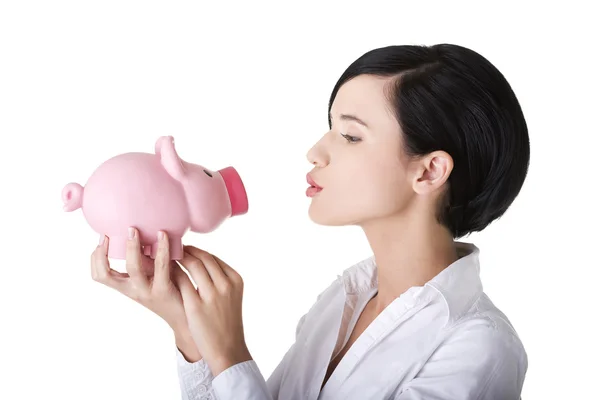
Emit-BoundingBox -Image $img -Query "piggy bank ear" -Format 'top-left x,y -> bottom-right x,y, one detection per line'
155,136 -> 186,181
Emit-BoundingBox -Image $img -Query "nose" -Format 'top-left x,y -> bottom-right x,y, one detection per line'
306,137 -> 329,167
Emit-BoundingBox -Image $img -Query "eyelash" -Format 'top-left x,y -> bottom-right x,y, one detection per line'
340,133 -> 361,143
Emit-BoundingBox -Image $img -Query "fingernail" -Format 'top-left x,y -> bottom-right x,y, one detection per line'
158,231 -> 164,240
128,227 -> 135,239
99,235 -> 105,245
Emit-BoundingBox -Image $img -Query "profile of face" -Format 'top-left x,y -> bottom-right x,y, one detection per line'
306,74 -> 451,227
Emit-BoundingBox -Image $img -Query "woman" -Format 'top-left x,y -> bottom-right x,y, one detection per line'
91,43 -> 529,399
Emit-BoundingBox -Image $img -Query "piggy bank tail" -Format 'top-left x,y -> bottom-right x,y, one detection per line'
62,183 -> 84,211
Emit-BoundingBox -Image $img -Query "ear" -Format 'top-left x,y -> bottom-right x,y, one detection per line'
155,136 -> 186,181
412,151 -> 453,195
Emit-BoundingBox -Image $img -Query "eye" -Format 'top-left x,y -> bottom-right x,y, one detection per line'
340,133 -> 361,143
203,169 -> 213,177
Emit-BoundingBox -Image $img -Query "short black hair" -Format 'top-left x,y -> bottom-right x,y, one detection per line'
328,44 -> 530,238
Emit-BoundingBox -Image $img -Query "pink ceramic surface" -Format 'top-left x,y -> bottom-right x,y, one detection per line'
61,136 -> 248,260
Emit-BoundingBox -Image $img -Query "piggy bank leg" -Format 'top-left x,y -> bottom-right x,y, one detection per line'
105,236 -> 182,260
106,236 -> 128,260
147,236 -> 183,260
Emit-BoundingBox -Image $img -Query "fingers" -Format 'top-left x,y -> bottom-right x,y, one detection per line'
213,254 -> 243,288
153,231 -> 170,287
139,254 -> 156,278
178,250 -> 214,298
183,246 -> 230,290
91,236 -> 130,294
172,262 -> 194,292
172,262 -> 200,308
125,227 -> 149,294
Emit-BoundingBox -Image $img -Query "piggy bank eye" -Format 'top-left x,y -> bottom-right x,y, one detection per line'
203,169 -> 213,178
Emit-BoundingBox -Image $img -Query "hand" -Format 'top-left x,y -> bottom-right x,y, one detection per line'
91,228 -> 201,361
174,245 -> 252,376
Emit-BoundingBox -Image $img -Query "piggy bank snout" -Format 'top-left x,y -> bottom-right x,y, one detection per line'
218,166 -> 248,217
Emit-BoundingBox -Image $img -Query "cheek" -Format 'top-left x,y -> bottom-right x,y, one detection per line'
308,149 -> 410,225
332,162 -> 408,211
308,173 -> 409,226
353,171 -> 407,209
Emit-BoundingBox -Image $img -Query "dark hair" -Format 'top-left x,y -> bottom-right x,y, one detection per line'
328,44 -> 530,238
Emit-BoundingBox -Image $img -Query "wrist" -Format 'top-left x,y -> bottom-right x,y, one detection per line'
173,327 -> 202,363
209,346 -> 253,377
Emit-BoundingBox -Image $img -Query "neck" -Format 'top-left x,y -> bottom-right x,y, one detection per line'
360,212 -> 458,313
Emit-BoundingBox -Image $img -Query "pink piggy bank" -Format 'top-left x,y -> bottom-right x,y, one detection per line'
61,136 -> 248,260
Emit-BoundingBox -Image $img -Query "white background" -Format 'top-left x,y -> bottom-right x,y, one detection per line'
1,1 -> 598,399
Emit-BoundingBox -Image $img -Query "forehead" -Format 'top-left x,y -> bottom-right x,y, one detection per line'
330,74 -> 398,130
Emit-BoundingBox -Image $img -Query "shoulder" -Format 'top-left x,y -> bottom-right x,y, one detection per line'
404,293 -> 528,397
439,293 -> 527,389
446,292 -> 527,359
452,293 -> 525,352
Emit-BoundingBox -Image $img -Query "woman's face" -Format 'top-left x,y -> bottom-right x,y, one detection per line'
306,74 -> 417,227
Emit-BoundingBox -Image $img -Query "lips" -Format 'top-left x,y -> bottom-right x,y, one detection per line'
306,173 -> 322,189
306,173 -> 323,197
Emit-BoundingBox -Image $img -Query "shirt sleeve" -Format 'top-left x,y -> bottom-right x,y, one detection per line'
210,312 -> 309,400
176,346 -> 217,400
176,337 -> 297,400
394,324 -> 528,400
176,312 -> 310,400
175,279 -> 333,399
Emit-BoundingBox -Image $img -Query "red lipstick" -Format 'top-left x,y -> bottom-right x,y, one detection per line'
306,173 -> 323,197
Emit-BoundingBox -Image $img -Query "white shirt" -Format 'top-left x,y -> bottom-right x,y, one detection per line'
176,241 -> 527,399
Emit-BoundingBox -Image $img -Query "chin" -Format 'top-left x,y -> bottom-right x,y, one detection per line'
308,201 -> 364,227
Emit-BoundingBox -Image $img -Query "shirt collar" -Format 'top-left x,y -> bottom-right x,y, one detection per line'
425,241 -> 483,324
339,241 -> 483,323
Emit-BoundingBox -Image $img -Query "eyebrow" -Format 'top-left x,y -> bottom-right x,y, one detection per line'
330,112 -> 370,128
